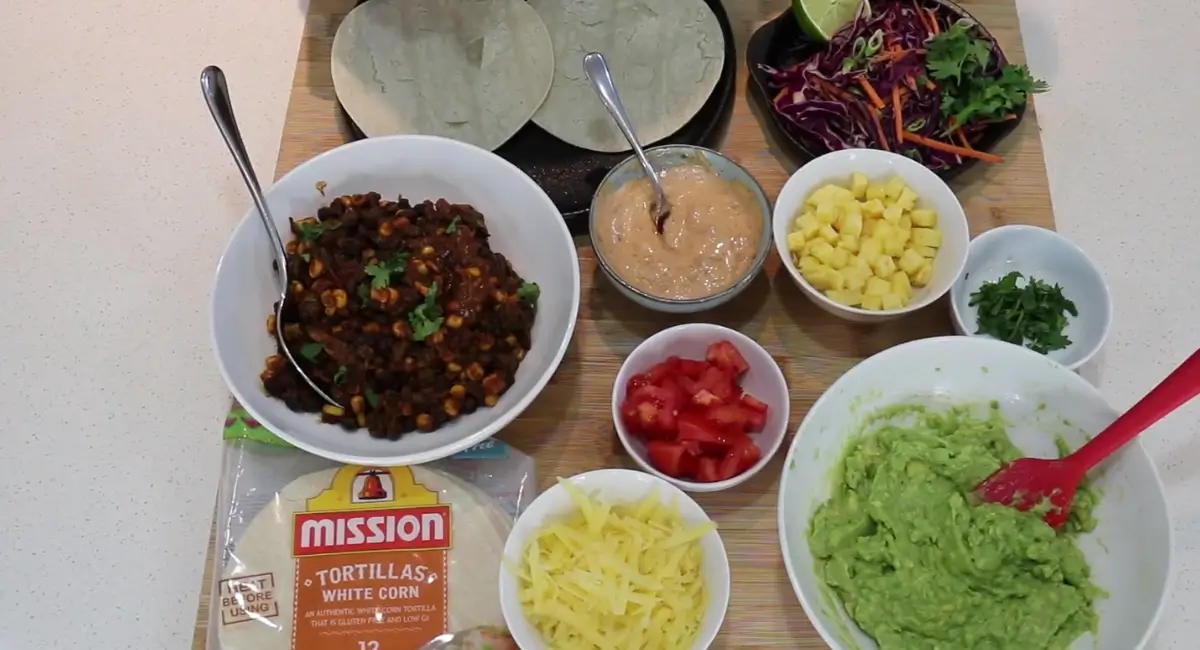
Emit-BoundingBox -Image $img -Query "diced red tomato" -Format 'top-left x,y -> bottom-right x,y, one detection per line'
676,413 -> 739,452
626,372 -> 651,395
619,400 -> 643,434
702,402 -> 750,430
732,435 -> 762,469
691,389 -> 721,407
646,441 -> 694,478
706,340 -> 750,378
646,359 -> 676,385
717,452 -> 741,481
695,456 -> 722,482
740,394 -> 768,413
629,391 -> 678,436
677,358 -> 708,379
695,366 -> 737,402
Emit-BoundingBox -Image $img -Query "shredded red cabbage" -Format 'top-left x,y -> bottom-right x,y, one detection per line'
761,0 -> 1005,171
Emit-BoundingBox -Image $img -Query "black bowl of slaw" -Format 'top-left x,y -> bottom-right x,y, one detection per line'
746,0 -> 1026,180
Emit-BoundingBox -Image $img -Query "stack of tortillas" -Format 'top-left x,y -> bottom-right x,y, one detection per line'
217,465 -> 511,650
331,0 -> 725,153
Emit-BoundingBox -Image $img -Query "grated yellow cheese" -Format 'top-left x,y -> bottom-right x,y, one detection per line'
516,479 -> 715,650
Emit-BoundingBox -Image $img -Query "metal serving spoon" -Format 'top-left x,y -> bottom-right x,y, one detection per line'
582,52 -> 672,234
200,65 -> 341,408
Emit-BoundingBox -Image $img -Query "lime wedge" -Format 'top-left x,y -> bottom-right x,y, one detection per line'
793,0 -> 862,42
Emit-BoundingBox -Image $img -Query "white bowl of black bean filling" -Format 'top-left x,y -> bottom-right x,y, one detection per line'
210,135 -> 581,466
589,145 -> 773,314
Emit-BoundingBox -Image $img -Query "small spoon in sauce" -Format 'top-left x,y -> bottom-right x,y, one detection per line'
200,65 -> 341,408
583,52 -> 671,234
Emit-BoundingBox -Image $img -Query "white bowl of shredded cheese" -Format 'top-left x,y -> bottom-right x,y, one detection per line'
498,469 -> 731,650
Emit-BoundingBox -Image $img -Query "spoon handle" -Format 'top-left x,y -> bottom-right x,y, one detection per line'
200,66 -> 288,288
1072,348 -> 1200,473
582,53 -> 658,184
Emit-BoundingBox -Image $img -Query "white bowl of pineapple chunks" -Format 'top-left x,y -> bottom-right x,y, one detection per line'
774,149 -> 969,323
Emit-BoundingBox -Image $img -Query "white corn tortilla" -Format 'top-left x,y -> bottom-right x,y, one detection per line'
217,465 -> 511,650
331,0 -> 555,150
529,0 -> 726,153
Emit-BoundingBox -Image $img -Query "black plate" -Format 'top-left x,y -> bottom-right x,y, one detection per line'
745,2 -> 1025,180
339,0 -> 738,234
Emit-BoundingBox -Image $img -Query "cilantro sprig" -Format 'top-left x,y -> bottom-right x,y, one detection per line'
925,20 -> 1048,130
517,281 -> 540,304
969,271 -> 1078,355
363,252 -> 410,290
408,282 -> 445,342
296,220 -> 337,242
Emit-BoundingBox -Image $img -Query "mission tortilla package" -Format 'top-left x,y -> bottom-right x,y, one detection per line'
204,406 -> 533,650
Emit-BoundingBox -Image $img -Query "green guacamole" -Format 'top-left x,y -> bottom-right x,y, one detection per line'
809,404 -> 1102,650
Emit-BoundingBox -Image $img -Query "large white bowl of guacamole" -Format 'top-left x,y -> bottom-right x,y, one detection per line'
778,336 -> 1172,650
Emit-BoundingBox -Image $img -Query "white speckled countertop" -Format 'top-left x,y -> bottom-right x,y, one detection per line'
0,0 -> 1197,647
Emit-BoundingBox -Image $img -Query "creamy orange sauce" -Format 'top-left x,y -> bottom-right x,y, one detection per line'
595,164 -> 764,300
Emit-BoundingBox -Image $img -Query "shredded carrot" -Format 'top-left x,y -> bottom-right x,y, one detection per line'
773,87 -> 789,104
858,77 -> 886,110
925,78 -> 937,90
815,78 -> 858,104
955,128 -> 974,150
913,2 -> 934,33
903,131 -> 1003,163
892,85 -> 904,143
868,108 -> 891,152
870,49 -> 907,64
927,9 -> 940,34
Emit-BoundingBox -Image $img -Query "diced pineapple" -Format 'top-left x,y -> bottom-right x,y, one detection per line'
898,215 -> 912,232
840,266 -> 869,291
891,271 -> 912,297
849,254 -> 871,272
882,203 -> 903,225
861,198 -> 885,218
828,247 -> 850,270
826,289 -> 864,307
826,268 -> 846,290
865,183 -> 887,201
838,235 -> 860,254
850,172 -> 869,199
883,236 -> 904,258
815,201 -> 836,224
802,264 -> 834,290
898,248 -> 926,276
884,176 -> 906,199
810,241 -> 837,265
859,238 -> 884,265
912,261 -> 934,287
896,187 -> 918,211
911,227 -> 943,248
873,221 -> 894,242
818,224 -> 840,244
862,218 -> 878,238
914,245 -> 938,258
910,208 -> 937,228
806,184 -> 838,207
896,228 -> 911,246
786,231 -> 807,253
794,212 -> 821,239
831,185 -> 856,205
798,255 -> 822,275
861,294 -> 884,310
881,292 -> 904,310
864,277 -> 891,297
840,210 -> 864,238
871,254 -> 897,279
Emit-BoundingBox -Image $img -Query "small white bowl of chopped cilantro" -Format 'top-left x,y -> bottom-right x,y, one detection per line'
949,225 -> 1112,370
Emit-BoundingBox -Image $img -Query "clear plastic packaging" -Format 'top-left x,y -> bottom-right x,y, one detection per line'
205,410 -> 533,650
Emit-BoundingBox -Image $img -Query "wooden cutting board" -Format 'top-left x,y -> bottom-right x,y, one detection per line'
191,0 -> 1055,647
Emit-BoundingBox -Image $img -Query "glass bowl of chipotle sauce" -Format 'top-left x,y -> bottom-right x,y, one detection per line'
589,145 -> 772,313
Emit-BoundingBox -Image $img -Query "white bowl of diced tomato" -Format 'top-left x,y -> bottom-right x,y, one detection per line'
612,323 -> 790,492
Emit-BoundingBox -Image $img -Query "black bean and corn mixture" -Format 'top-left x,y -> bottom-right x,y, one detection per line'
260,192 -> 539,439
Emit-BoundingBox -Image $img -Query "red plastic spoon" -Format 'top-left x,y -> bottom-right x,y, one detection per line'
976,348 -> 1200,528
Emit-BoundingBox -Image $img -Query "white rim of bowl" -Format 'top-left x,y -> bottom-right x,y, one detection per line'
589,144 -> 774,306
774,150 -> 969,317
610,323 -> 790,492
208,134 -> 582,466
949,224 -> 1113,371
775,335 -> 1174,650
